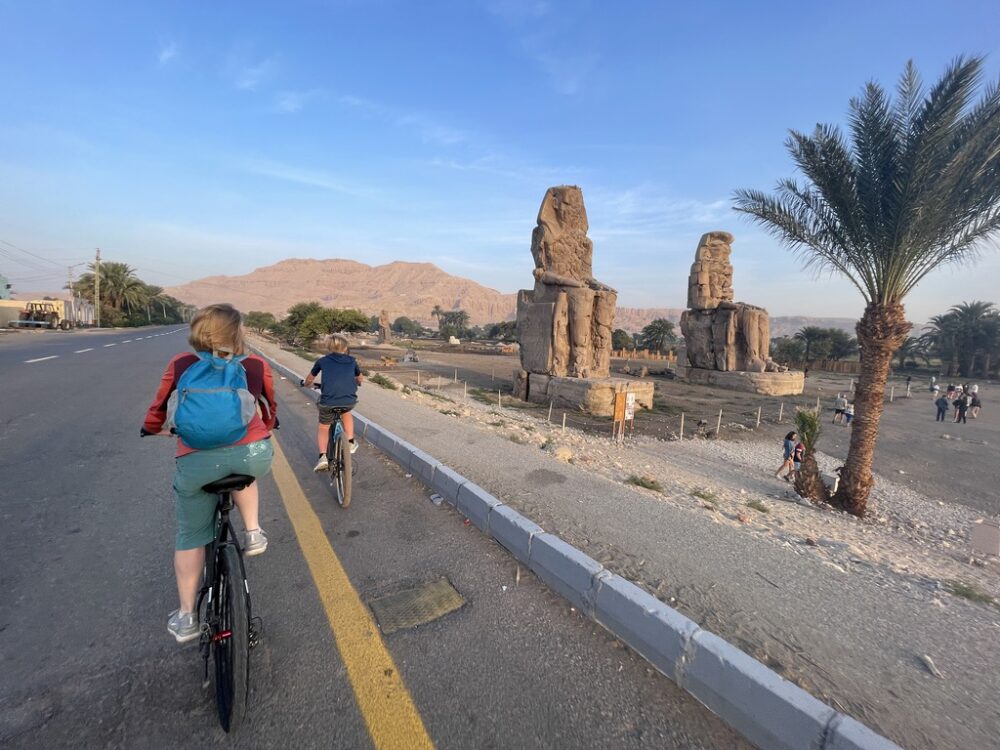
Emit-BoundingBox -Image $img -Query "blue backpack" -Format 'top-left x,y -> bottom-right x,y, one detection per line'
166,353 -> 257,449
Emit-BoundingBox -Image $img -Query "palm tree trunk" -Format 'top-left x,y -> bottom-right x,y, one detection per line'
832,302 -> 910,516
794,453 -> 828,503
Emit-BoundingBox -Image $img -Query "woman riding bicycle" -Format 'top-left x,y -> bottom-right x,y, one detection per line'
142,303 -> 277,643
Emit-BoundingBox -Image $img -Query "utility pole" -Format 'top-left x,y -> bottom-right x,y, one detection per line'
94,248 -> 101,328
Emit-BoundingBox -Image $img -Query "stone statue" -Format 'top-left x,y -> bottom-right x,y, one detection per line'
378,309 -> 392,344
518,186 -> 617,379
514,186 -> 655,414
680,232 -> 777,373
679,232 -> 802,395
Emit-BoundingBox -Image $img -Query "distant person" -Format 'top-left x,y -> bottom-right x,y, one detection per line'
833,393 -> 848,424
953,393 -> 969,424
775,431 -> 797,482
301,334 -> 363,471
844,402 -> 855,425
929,375 -> 937,393
970,392 -> 982,419
934,393 -> 950,422
946,383 -> 956,399
792,440 -> 806,482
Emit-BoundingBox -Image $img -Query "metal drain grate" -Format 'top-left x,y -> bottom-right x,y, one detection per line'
368,578 -> 465,634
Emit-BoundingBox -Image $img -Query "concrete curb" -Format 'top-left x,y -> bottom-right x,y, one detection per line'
253,347 -> 904,750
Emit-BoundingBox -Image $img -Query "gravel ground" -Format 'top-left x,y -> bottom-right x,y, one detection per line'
255,336 -> 1000,750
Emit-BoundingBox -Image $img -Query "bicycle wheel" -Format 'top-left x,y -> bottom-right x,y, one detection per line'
333,436 -> 352,508
213,544 -> 250,733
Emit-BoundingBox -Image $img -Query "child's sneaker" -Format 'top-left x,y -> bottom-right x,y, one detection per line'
167,610 -> 199,644
314,454 -> 329,472
349,440 -> 358,455
244,528 -> 268,557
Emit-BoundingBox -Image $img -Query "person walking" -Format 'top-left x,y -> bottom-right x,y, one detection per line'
954,393 -> 969,424
844,401 -> 855,425
935,393 -> 950,422
970,392 -> 982,419
775,431 -> 797,482
833,393 -> 848,424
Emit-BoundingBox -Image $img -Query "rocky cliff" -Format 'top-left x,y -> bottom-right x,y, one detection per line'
165,258 -> 859,334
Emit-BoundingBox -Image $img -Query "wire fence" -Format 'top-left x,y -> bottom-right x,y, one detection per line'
354,353 -> 924,443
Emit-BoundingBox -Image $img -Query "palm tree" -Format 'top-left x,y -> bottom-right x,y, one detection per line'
793,408 -> 827,503
431,305 -> 444,329
734,58 -> 1000,516
794,326 -> 828,361
640,318 -> 677,352
895,336 -> 921,370
923,313 -> 961,375
947,300 -> 997,376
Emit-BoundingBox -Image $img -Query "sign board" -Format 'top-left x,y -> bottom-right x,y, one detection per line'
613,391 -> 627,423
624,392 -> 636,421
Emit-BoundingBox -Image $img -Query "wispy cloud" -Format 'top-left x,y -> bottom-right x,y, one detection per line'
275,89 -> 320,114
233,56 -> 277,91
157,40 -> 178,66
234,157 -> 374,198
338,95 -> 466,145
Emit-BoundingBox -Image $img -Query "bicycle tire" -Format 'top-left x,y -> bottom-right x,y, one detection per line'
213,544 -> 250,733
334,436 -> 352,508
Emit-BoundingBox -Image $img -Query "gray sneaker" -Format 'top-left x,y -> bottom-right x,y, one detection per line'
314,455 -> 329,472
244,528 -> 268,557
349,440 -> 358,455
167,610 -> 199,644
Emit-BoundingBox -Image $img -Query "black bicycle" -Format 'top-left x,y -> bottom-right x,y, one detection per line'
196,473 -> 262,733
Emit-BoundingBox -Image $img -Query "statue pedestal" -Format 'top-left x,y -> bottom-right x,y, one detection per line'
515,370 -> 655,417
684,367 -> 804,396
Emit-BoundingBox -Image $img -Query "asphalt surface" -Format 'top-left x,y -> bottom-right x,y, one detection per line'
0,327 -> 746,749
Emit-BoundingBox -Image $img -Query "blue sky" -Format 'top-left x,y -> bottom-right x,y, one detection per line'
1,0 -> 998,322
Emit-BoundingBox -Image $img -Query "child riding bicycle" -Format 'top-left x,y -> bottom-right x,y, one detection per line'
300,334 -> 363,471
142,303 -> 277,643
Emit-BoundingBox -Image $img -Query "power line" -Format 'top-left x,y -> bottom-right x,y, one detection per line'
0,239 -> 68,268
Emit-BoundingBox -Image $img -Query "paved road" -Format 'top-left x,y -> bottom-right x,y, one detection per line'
0,327 -> 746,748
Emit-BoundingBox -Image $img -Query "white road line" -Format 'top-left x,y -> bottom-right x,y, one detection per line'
25,356 -> 59,363
74,348 -> 94,354
104,343 -> 116,347
123,340 -> 132,343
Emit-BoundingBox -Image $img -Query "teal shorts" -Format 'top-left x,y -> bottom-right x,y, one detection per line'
173,439 -> 274,550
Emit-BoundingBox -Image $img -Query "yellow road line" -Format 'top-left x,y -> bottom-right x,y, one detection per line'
270,437 -> 435,750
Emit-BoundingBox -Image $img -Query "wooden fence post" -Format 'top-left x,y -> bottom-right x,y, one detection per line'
562,413 -> 566,434
716,409 -> 722,436
679,412 -> 684,441
778,402 -> 784,422
547,401 -> 553,422
756,406 -> 762,429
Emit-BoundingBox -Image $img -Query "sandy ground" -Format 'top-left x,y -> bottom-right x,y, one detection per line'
265,336 -> 1000,750
365,344 -> 999,517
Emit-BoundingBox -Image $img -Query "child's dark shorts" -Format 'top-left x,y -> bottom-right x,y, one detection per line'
318,404 -> 354,425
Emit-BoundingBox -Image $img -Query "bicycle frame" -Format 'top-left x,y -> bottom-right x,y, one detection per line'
196,492 -> 257,678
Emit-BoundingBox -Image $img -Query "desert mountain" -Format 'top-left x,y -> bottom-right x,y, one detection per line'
166,258 -> 858,335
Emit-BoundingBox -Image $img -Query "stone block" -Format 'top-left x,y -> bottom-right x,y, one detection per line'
431,465 -> 467,506
364,423 -> 387,448
682,629 -> 835,750
594,574 -> 700,681
825,715 -> 904,750
456,481 -> 502,532
407,449 -> 440,486
525,376 -> 654,417
684,367 -> 804,396
528,533 -> 604,612
489,504 -> 544,563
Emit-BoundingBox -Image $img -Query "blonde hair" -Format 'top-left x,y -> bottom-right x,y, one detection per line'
325,334 -> 349,353
188,303 -> 246,356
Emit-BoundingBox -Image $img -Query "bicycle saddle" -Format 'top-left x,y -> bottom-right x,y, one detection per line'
202,474 -> 256,495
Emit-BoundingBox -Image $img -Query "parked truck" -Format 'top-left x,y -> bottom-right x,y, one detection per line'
7,299 -> 95,329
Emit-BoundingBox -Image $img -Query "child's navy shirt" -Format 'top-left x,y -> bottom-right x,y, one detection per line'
311,353 -> 361,407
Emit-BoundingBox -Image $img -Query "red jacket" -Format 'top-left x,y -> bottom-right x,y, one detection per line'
144,353 -> 277,457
